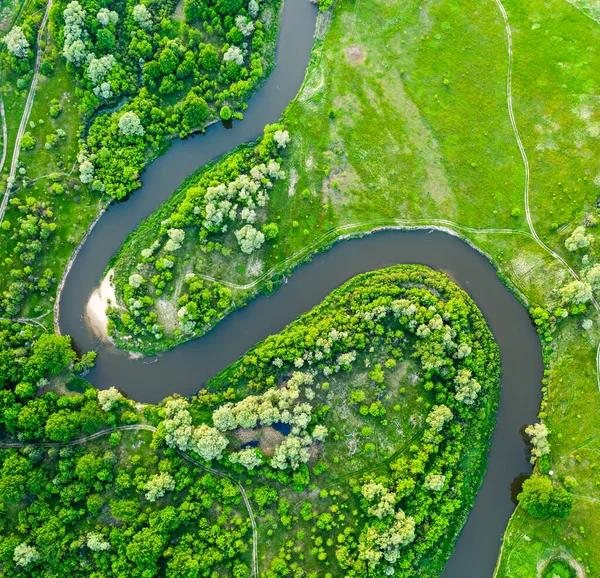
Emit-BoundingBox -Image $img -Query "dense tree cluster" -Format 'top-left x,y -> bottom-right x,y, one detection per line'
109,124 -> 287,349
52,0 -> 279,199
202,265 -> 503,576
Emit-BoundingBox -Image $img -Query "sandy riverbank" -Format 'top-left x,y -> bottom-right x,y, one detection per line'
85,268 -> 116,342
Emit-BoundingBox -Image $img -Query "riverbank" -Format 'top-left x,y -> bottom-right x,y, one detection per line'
85,268 -> 116,342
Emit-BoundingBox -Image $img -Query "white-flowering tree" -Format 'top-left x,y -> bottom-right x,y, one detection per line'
361,482 -> 396,519
235,15 -> 254,36
584,264 -> 600,291
525,422 -> 550,464
271,434 -> 311,470
97,386 -> 122,411
3,26 -> 29,58
97,8 -> 118,26
248,0 -> 259,17
63,1 -> 88,66
425,404 -> 453,431
213,403 -> 238,430
133,4 -> 152,29
13,543 -> 39,567
164,228 -> 185,251
235,224 -> 264,254
87,532 -> 111,551
119,111 -> 145,136
423,473 -> 446,491
94,81 -> 113,100
223,45 -> 244,65
453,369 -> 481,405
358,510 -> 416,569
163,398 -> 193,450
560,280 -> 592,304
229,447 -> 263,470
128,273 -> 144,287
455,342 -> 471,359
312,424 -> 328,441
79,158 -> 95,183
144,472 -> 175,501
273,129 -> 290,149
189,424 -> 229,461
565,226 -> 592,252
87,54 -> 116,84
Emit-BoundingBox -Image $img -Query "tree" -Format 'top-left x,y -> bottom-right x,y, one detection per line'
216,0 -> 243,15
312,424 -> 328,441
560,280 -> 592,304
223,46 -> 244,65
165,228 -> 185,251
525,422 -> 550,464
235,224 -> 264,254
424,473 -> 445,491
517,475 -> 572,519
144,472 -> 175,501
119,111 -> 145,136
27,334 -> 76,379
271,435 -> 311,470
79,158 -> 95,183
425,405 -> 452,431
248,0 -> 259,18
235,15 -> 255,36
230,447 -> 263,470
133,4 -> 153,30
129,273 -> 144,287
220,105 -> 233,121
20,132 -> 36,151
87,55 -> 116,84
273,129 -> 290,149
584,264 -> 600,291
198,44 -> 219,70
190,424 -> 229,461
212,403 -> 237,430
454,369 -> 481,405
13,543 -> 39,567
63,1 -> 88,66
159,47 -> 179,74
97,8 -> 118,26
87,532 -> 111,551
183,93 -> 208,127
565,226 -> 591,252
3,26 -> 29,58
97,387 -> 122,411
262,222 -> 278,240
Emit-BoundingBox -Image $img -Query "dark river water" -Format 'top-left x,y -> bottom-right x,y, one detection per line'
58,2 -> 543,576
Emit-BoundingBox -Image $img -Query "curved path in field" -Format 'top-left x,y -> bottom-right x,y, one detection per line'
55,1 -> 543,576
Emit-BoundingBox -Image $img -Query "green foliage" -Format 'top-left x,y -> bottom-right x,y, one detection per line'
517,475 -> 573,519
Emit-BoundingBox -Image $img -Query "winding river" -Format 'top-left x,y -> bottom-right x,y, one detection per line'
58,2 -> 543,576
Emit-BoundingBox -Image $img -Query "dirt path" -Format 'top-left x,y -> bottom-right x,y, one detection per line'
0,309 -> 50,330
0,422 -> 259,577
0,0 -> 52,225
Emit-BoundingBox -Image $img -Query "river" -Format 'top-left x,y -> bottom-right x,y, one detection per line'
58,2 -> 542,576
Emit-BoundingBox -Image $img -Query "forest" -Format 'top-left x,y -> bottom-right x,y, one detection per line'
1,265 -> 512,576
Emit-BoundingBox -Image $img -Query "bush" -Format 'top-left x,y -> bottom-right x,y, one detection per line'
517,475 -> 573,519
220,105 -> 232,120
